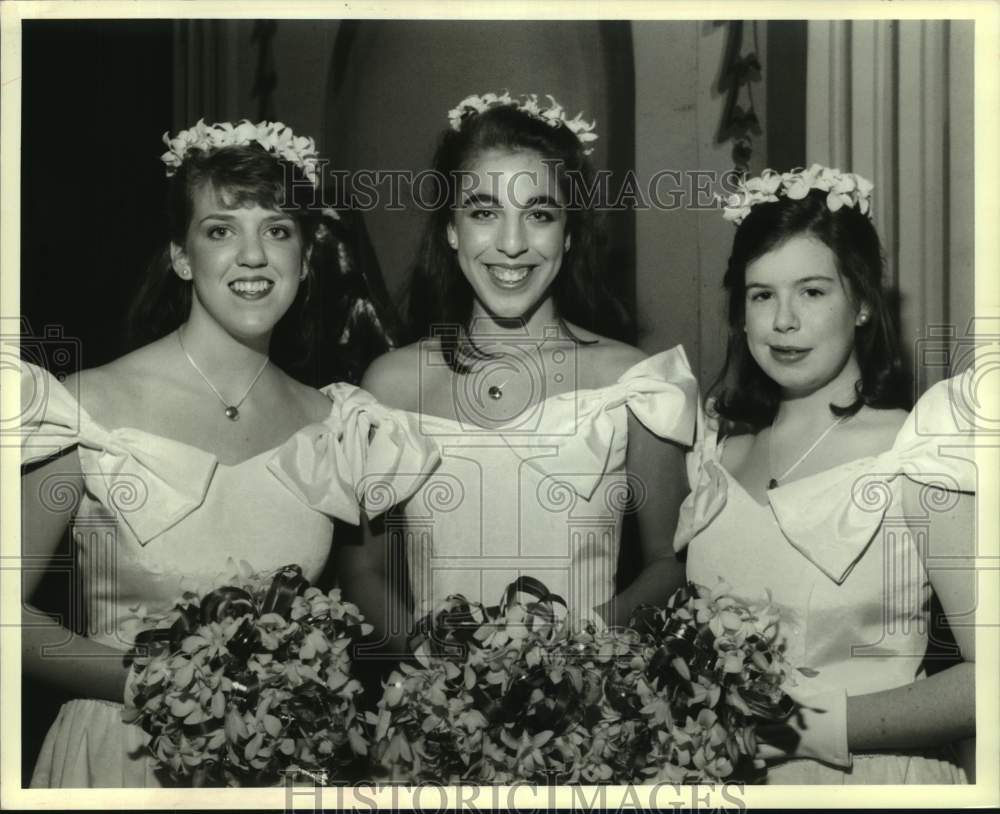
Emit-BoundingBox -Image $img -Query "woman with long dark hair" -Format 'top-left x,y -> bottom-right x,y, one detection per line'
675,166 -> 975,783
339,93 -> 697,648
20,120 -> 436,786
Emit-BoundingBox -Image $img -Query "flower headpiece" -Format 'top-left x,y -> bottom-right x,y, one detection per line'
160,119 -> 321,185
447,91 -> 599,155
720,164 -> 874,225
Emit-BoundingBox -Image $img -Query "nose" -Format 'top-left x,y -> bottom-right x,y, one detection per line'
773,294 -> 799,333
498,215 -> 528,257
236,232 -> 267,268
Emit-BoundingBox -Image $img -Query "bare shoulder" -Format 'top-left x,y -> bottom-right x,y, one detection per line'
360,341 -> 426,411
279,371 -> 336,424
844,406 -> 909,454
719,432 -> 755,471
566,324 -> 647,389
67,339 -> 175,424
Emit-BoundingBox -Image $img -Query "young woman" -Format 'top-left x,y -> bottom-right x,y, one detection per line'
674,166 -> 975,783
20,120 -> 437,787
340,93 -> 697,650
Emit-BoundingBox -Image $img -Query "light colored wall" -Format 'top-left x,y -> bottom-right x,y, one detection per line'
633,21 -> 768,390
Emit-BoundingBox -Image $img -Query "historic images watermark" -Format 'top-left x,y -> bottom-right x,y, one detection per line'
282,777 -> 748,811
282,164 -> 745,214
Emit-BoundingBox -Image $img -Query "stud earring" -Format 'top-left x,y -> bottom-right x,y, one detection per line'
857,312 -> 869,325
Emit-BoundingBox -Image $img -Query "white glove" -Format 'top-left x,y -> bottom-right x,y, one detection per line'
123,662 -> 141,708
756,687 -> 851,768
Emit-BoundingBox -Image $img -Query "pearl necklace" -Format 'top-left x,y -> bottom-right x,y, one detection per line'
177,330 -> 269,421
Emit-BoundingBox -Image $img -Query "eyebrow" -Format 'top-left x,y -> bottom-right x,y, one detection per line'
745,274 -> 836,289
197,212 -> 294,225
458,192 -> 563,208
459,192 -> 500,207
523,194 -> 563,208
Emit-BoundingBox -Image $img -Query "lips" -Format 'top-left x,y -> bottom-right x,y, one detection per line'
769,345 -> 811,363
229,277 -> 275,300
485,264 -> 533,287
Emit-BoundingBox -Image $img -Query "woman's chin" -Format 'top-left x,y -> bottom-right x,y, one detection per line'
476,291 -> 556,327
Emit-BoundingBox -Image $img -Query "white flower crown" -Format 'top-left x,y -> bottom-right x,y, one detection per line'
720,164 -> 874,225
447,91 -> 599,155
160,119 -> 321,186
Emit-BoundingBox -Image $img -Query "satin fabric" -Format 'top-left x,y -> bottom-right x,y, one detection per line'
675,373 -> 975,783
401,346 -> 698,620
20,361 -> 438,787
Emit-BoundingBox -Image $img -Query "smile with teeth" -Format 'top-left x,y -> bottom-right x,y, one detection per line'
229,279 -> 274,297
486,264 -> 533,285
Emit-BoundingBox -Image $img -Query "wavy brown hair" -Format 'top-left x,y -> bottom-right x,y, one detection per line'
127,142 -> 398,384
709,188 -> 910,432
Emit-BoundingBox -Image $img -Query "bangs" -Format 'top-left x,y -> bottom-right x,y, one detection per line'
206,180 -> 283,213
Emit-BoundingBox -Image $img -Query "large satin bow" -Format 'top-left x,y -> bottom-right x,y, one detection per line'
504,346 -> 698,501
674,372 -> 979,585
20,360 -> 217,545
267,383 -> 441,523
769,378 -> 977,584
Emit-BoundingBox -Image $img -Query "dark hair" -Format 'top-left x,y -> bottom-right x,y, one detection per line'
709,188 -> 909,431
127,142 -> 398,385
405,103 -> 630,366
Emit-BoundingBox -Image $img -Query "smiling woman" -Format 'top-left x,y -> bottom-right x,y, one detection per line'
19,121 -> 439,787
337,93 -> 698,655
173,186 -> 307,354
446,150 -> 570,324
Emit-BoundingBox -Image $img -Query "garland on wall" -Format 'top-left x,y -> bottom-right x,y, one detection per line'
715,21 -> 762,173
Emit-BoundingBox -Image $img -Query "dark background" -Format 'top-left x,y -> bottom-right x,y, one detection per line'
20,20 -> 174,782
21,20 -> 174,368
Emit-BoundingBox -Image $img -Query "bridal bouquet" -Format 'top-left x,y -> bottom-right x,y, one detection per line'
623,581 -> 795,783
123,562 -> 372,786
368,576 -> 599,783
369,578 -> 795,784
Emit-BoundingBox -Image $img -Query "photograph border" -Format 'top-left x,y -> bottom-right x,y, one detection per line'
2,0 -> 997,809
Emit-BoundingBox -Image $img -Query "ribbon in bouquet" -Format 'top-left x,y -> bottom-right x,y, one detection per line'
124,563 -> 371,786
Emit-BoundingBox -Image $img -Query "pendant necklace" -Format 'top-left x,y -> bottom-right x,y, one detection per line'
487,374 -> 514,401
177,330 -> 269,421
767,414 -> 847,489
476,328 -> 560,402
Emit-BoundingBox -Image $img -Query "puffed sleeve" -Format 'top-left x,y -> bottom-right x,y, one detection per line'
768,371 -> 978,584
266,383 -> 440,524
19,360 -> 218,544
615,345 -> 699,445
20,360 -> 87,464
672,400 -> 728,552
512,345 -> 698,501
